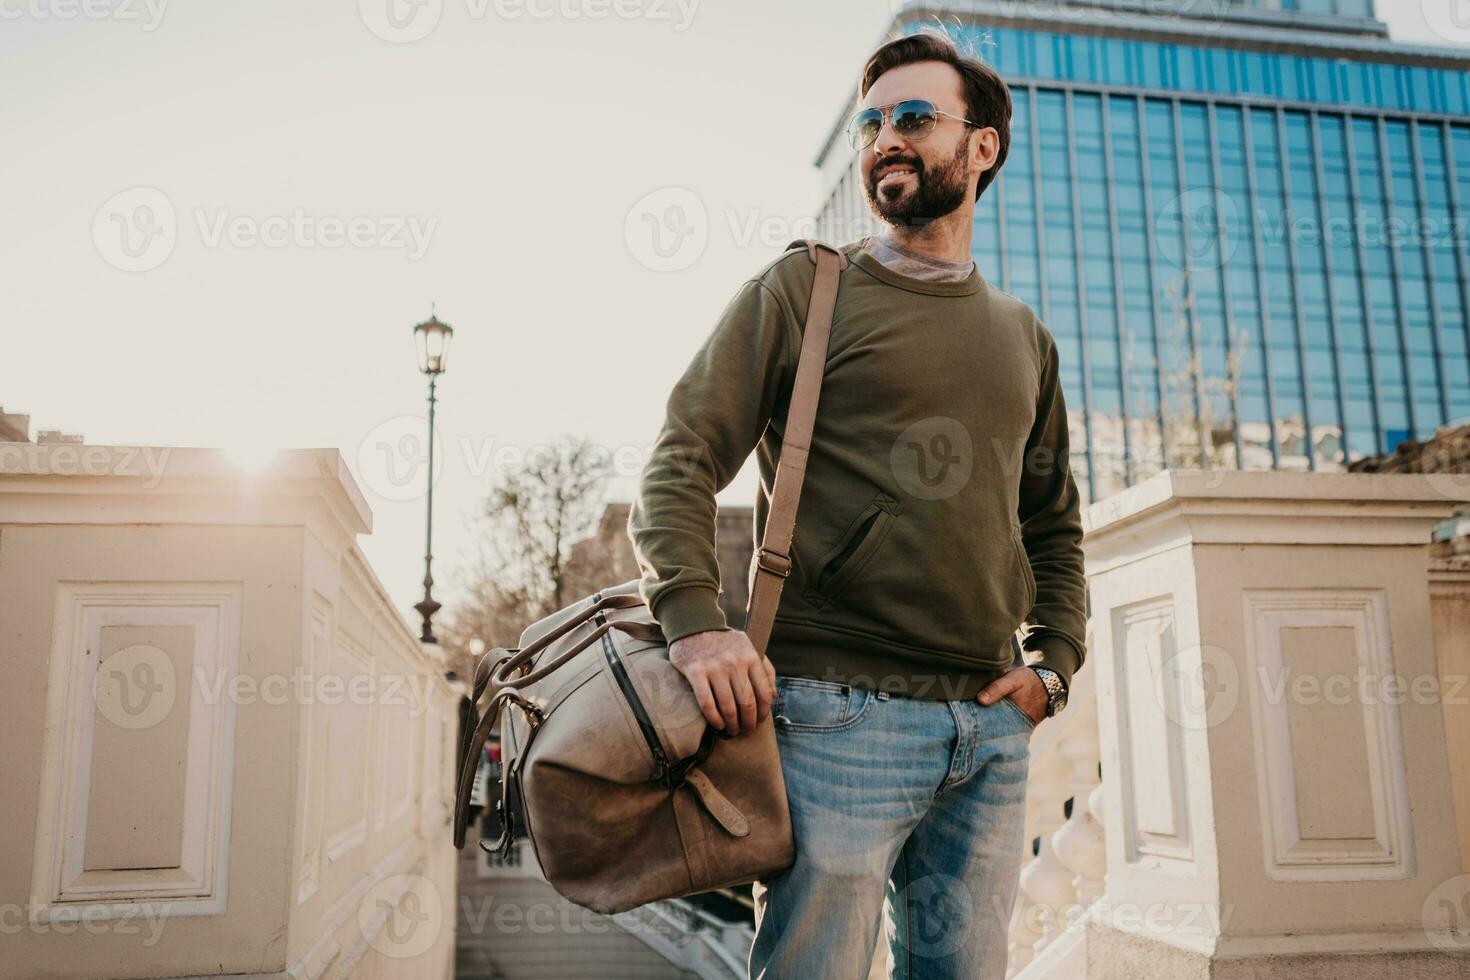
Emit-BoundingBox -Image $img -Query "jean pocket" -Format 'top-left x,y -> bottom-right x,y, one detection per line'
772,676 -> 874,733
1000,694 -> 1038,732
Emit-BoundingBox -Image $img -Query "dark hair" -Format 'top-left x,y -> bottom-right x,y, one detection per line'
859,31 -> 1012,201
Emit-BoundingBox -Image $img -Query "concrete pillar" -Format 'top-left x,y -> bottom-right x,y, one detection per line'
1428,534 -> 1470,876
1081,470 -> 1469,979
0,445 -> 463,980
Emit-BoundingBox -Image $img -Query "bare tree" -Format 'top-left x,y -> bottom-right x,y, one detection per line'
439,437 -> 617,666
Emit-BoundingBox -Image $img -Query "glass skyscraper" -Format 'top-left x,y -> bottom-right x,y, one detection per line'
814,1 -> 1470,505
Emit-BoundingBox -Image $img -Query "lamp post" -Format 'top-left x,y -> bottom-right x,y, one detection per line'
412,309 -> 453,645
467,637 -> 485,679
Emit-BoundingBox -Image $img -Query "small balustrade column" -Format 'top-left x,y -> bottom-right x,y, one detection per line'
1006,882 -> 1044,977
1051,730 -> 1105,916
1013,759 -> 1073,959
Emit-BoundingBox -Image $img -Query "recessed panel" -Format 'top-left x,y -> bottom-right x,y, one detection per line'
84,625 -> 195,872
33,584 -> 240,921
1245,589 -> 1412,880
1113,596 -> 1192,863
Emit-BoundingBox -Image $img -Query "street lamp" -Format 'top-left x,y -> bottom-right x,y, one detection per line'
412,308 -> 453,644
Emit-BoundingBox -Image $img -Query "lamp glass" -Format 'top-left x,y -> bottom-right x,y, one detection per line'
414,317 -> 453,375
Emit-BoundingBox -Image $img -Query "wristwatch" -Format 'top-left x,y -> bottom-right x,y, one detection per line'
1029,666 -> 1068,717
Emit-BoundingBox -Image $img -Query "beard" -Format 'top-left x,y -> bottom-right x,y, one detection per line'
864,138 -> 971,228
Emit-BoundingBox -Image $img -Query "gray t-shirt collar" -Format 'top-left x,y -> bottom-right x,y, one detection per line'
862,235 -> 976,284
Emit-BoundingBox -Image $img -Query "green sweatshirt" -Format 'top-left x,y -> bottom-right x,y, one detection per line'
627,239 -> 1087,701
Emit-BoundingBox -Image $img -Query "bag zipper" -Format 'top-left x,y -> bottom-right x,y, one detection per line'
592,603 -> 671,781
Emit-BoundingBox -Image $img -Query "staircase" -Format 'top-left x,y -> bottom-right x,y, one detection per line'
456,838 -> 751,980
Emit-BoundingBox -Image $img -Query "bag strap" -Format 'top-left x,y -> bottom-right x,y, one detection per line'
743,239 -> 846,655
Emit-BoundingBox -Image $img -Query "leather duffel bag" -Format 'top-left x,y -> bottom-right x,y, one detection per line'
452,239 -> 847,915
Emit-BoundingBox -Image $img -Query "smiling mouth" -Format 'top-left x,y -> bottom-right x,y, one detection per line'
876,166 -> 918,188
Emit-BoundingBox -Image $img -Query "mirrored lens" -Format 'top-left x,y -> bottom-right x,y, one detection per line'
891,100 -> 937,140
848,108 -> 883,149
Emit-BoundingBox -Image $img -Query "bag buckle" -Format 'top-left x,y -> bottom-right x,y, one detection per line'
755,547 -> 792,579
659,726 -> 720,789
659,755 -> 695,790
495,688 -> 545,727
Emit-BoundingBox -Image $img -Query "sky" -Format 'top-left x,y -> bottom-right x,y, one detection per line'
1,0 -> 1458,635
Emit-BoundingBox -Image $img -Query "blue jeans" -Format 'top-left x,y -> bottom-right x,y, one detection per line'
748,674 -> 1034,980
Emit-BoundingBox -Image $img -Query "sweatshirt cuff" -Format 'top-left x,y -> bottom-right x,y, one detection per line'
651,586 -> 729,643
1022,633 -> 1083,690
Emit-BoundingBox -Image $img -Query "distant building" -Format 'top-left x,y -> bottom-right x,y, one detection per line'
1349,417 -> 1470,555
0,407 -> 31,442
816,0 -> 1470,506
1349,417 -> 1470,476
0,403 -> 84,444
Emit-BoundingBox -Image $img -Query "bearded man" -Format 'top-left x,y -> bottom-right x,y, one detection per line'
629,30 -> 1087,980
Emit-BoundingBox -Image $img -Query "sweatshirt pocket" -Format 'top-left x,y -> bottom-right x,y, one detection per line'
1011,520 -> 1036,610
806,491 -> 900,609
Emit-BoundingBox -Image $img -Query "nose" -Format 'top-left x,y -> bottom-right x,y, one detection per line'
873,114 -> 907,155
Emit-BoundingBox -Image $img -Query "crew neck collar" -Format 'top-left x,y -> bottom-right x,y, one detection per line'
847,237 -> 983,297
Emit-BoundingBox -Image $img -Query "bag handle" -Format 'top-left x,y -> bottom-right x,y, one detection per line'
743,239 -> 846,654
489,592 -> 650,688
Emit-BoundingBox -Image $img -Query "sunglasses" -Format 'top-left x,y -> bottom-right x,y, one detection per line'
846,98 -> 982,150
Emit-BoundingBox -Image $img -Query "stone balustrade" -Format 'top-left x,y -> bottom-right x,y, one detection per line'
1007,658 -> 1104,978
0,445 -> 463,980
1010,469 -> 1470,979
1080,470 -> 1466,978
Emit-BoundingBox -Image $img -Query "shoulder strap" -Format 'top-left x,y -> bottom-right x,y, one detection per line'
743,240 -> 847,654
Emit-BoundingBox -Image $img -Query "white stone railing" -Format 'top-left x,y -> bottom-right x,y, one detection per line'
1009,470 -> 1470,979
0,445 -> 464,980
1008,622 -> 1104,978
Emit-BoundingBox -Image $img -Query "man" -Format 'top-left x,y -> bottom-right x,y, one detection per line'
628,31 -> 1086,980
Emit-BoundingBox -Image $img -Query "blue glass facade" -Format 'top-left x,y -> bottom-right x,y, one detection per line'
816,8 -> 1470,505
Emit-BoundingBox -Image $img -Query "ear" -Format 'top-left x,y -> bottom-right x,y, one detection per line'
971,126 -> 1000,173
